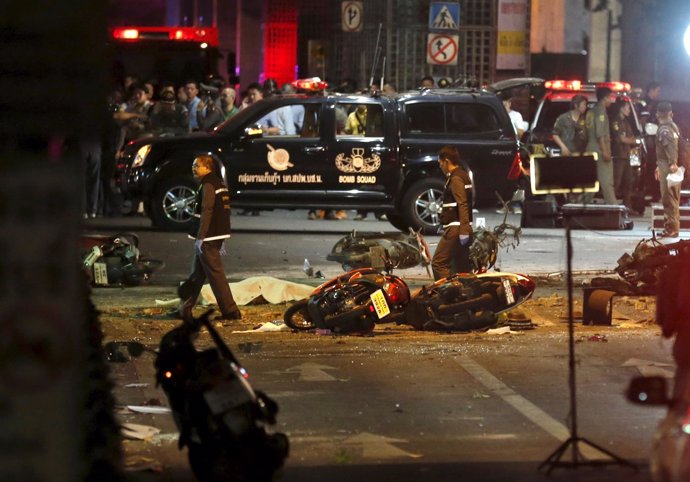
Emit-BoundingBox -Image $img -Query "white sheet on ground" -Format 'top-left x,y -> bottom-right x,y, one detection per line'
155,276 -> 313,307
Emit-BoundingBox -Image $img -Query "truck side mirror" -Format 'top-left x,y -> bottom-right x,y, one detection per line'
243,123 -> 264,139
645,122 -> 659,136
625,375 -> 670,406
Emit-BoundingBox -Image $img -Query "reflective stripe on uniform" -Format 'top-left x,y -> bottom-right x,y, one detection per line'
442,202 -> 457,207
215,188 -> 228,194
204,234 -> 231,241
187,234 -> 231,241
465,184 -> 473,189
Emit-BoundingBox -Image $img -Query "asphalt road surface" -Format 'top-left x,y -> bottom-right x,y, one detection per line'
89,208 -> 675,482
83,207 -> 666,285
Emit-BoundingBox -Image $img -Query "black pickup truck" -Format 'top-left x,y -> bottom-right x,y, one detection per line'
121,87 -> 522,233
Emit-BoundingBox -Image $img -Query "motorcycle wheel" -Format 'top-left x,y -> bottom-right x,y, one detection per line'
284,299 -> 316,330
188,433 -> 287,482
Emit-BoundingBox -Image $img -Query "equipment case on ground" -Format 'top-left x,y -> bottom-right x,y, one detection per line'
561,203 -> 633,230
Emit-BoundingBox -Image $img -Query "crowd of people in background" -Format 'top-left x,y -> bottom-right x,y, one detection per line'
85,73 -> 679,235
84,74 -> 408,221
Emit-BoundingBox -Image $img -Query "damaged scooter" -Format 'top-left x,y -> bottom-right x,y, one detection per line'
155,310 -> 289,482
81,232 -> 164,286
283,266 -> 411,334
326,228 -> 431,273
403,272 -> 536,332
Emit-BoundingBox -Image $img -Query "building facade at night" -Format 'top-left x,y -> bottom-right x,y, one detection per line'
109,0 -> 690,96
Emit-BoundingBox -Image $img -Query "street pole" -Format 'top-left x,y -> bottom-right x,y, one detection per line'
605,9 -> 612,82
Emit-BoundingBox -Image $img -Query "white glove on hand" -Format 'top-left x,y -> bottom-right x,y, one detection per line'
459,235 -> 471,246
219,241 -> 227,256
194,239 -> 203,255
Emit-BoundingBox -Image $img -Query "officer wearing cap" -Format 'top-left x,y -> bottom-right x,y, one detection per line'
655,101 -> 680,238
432,146 -> 473,280
552,94 -> 588,156
585,86 -> 616,204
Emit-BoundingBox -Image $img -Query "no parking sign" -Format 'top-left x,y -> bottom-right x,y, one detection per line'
426,33 -> 459,65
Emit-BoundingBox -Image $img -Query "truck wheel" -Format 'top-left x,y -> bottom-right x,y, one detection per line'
150,177 -> 197,231
401,178 -> 445,234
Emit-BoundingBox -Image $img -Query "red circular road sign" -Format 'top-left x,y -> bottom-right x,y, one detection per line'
427,34 -> 458,65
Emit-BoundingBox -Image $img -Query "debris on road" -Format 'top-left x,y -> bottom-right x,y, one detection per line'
126,405 -> 172,415
121,423 -> 161,441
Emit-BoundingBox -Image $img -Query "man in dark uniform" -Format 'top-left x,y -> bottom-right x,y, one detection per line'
611,99 -> 639,211
640,82 -> 662,202
585,86 -> 616,204
174,154 -> 242,320
655,101 -> 681,238
431,146 -> 473,280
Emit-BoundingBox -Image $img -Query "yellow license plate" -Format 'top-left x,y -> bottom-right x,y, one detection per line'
370,289 -> 390,319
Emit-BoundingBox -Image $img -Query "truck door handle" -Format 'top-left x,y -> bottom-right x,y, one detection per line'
303,146 -> 326,154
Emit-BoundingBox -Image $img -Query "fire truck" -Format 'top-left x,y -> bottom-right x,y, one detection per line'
109,26 -> 221,86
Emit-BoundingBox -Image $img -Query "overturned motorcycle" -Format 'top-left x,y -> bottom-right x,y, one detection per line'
403,272 -> 536,332
611,235 -> 690,294
155,310 -> 289,482
283,267 -> 410,334
284,269 -> 536,334
81,232 -> 164,286
326,228 -> 431,273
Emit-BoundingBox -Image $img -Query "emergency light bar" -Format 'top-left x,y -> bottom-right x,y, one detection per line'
111,27 -> 219,46
545,79 -> 632,93
596,81 -> 631,92
544,80 -> 582,91
292,77 -> 328,92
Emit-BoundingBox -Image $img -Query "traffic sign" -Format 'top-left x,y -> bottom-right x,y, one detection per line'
427,33 -> 459,65
342,1 -> 363,33
429,2 -> 460,30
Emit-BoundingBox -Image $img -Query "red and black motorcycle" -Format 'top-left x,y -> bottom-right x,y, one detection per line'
283,267 -> 411,334
403,272 -> 536,332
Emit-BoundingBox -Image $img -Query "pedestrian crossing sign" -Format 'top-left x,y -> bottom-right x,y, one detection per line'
429,2 -> 460,31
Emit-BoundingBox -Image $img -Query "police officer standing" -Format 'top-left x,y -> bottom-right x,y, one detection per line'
640,82 -> 662,202
431,146 -> 473,280
611,99 -> 639,211
585,86 -> 616,204
174,154 -> 242,321
655,102 -> 681,238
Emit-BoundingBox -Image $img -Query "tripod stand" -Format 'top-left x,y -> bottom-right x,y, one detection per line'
538,212 -> 637,474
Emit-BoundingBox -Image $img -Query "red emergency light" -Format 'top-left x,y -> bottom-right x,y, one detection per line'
113,28 -> 139,40
596,81 -> 631,92
111,26 -> 219,46
544,80 -> 582,91
292,77 -> 328,92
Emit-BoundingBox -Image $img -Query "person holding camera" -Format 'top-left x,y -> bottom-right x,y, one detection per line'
148,83 -> 189,136
198,82 -> 225,131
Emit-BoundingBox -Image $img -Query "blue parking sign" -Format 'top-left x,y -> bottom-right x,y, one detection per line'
429,2 -> 460,30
